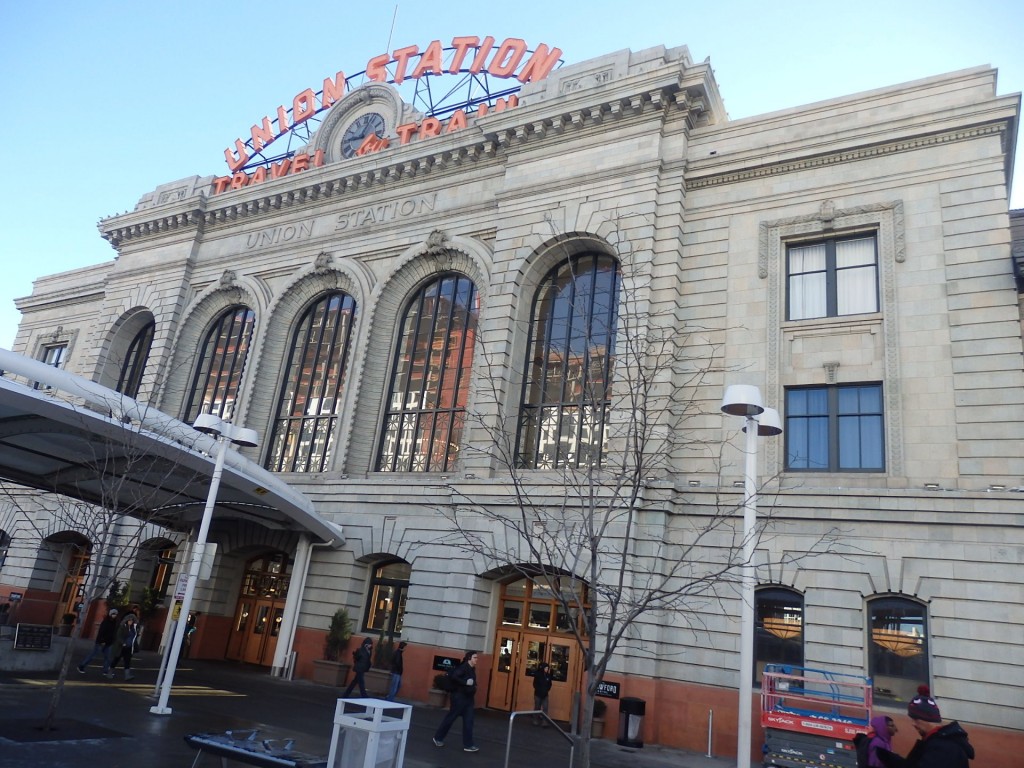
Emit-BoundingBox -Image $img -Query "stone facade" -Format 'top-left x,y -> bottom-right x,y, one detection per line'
3,45 -> 1023,765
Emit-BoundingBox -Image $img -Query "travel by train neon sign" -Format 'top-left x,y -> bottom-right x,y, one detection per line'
213,36 -> 562,195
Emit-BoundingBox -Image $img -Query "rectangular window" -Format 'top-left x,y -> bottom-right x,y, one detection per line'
787,234 -> 878,320
785,384 -> 884,471
34,343 -> 69,390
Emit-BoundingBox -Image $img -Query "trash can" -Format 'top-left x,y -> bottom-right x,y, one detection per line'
616,697 -> 645,748
327,698 -> 412,768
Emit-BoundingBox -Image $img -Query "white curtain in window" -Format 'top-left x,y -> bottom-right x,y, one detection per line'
788,244 -> 826,320
836,238 -> 877,315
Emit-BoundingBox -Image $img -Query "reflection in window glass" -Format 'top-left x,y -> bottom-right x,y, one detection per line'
270,608 -> 284,637
502,601 -> 523,626
267,292 -> 358,472
236,603 -> 251,632
518,254 -> 620,469
529,603 -> 552,630
869,597 -> 928,703
184,306 -> 256,423
549,644 -> 570,682
377,273 -> 478,472
364,560 -> 411,635
755,588 -> 804,685
525,640 -> 546,675
497,637 -> 514,673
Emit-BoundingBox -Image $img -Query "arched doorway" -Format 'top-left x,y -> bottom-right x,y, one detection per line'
486,575 -> 587,723
45,532 -> 91,627
225,552 -> 290,666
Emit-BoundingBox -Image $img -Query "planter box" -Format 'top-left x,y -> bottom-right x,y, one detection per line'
311,660 -> 351,687
427,688 -> 448,708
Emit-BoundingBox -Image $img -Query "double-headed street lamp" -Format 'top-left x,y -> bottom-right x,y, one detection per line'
721,385 -> 782,768
151,414 -> 258,715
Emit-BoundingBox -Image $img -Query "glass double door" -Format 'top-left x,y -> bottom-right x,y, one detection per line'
487,630 -> 582,723
226,597 -> 285,665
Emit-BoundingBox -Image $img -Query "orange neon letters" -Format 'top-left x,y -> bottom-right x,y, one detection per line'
222,36 -> 560,171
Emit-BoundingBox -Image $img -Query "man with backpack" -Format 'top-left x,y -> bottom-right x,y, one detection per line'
432,650 -> 480,753
343,638 -> 373,697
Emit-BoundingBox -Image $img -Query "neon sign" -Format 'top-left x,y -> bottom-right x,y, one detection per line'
214,35 -> 561,194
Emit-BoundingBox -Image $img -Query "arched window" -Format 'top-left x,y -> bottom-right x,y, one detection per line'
755,587 -> 804,684
518,254 -> 620,469
183,306 -> 256,423
868,595 -> 929,702
115,319 -> 155,398
377,273 -> 478,472
267,292 -> 358,472
363,560 -> 410,636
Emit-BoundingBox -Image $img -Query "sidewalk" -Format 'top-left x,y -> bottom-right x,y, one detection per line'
0,649 -> 736,768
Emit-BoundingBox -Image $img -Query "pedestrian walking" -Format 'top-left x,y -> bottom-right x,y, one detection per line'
532,662 -> 554,726
867,715 -> 898,768
107,612 -> 140,681
385,641 -> 408,701
77,607 -> 119,674
432,650 -> 480,753
878,686 -> 975,768
342,638 -> 372,697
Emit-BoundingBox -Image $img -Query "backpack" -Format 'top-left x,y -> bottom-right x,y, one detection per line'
853,732 -> 872,768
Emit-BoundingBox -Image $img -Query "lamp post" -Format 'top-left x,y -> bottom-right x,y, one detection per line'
721,385 -> 782,768
151,414 -> 258,715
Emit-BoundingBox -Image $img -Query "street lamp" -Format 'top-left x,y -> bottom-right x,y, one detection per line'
721,385 -> 782,768
151,414 -> 258,715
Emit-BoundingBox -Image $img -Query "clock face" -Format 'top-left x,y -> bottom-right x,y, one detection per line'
341,112 -> 386,158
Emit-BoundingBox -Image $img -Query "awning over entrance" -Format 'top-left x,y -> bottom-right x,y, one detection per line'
0,348 -> 343,545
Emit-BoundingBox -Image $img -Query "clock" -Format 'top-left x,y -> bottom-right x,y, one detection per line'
341,112 -> 386,158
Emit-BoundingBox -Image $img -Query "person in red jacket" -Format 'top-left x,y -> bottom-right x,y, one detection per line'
878,686 -> 974,768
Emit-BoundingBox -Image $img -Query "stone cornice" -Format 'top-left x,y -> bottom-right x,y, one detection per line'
99,83 -> 708,249
685,122 -> 1008,192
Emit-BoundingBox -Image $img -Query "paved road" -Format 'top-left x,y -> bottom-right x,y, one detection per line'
0,652 -> 735,768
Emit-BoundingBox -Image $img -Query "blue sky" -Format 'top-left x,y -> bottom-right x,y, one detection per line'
1,0 -> 1021,349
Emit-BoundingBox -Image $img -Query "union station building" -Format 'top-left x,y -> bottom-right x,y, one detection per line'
1,40 -> 1022,766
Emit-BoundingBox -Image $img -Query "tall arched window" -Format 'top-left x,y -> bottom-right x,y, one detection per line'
267,292 -> 358,472
377,273 -> 478,472
115,319 -> 155,398
183,306 -> 256,423
755,586 -> 804,684
868,595 -> 929,703
518,254 -> 620,469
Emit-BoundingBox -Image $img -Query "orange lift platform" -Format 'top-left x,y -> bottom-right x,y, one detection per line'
761,665 -> 873,768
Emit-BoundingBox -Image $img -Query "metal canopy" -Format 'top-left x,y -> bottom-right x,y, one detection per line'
0,348 -> 343,545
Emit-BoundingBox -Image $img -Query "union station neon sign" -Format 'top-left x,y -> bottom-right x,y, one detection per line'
213,36 -> 561,195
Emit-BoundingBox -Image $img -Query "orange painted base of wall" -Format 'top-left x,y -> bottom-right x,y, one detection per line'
206,622 -> 1024,768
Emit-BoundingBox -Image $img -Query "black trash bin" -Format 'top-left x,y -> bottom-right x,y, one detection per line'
616,697 -> 645,748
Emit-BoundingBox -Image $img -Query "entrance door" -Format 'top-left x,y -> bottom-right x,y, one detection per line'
488,633 -> 519,711
224,552 -> 291,666
486,575 -> 588,724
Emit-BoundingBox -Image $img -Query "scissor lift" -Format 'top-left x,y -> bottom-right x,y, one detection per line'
761,665 -> 872,768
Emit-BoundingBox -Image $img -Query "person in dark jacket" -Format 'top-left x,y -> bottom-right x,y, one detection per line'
532,662 -> 554,726
77,607 -> 119,674
107,612 -> 140,681
343,638 -> 373,697
432,651 -> 480,753
879,686 -> 974,768
385,641 -> 408,701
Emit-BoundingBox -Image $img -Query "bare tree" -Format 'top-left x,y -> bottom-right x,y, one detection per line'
0,374 -> 199,730
432,221 -> 837,768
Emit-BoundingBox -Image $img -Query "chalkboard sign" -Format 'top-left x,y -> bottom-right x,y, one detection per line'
13,623 -> 52,651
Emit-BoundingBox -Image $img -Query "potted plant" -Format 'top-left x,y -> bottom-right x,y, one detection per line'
591,698 -> 607,739
428,672 -> 450,708
312,609 -> 352,686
